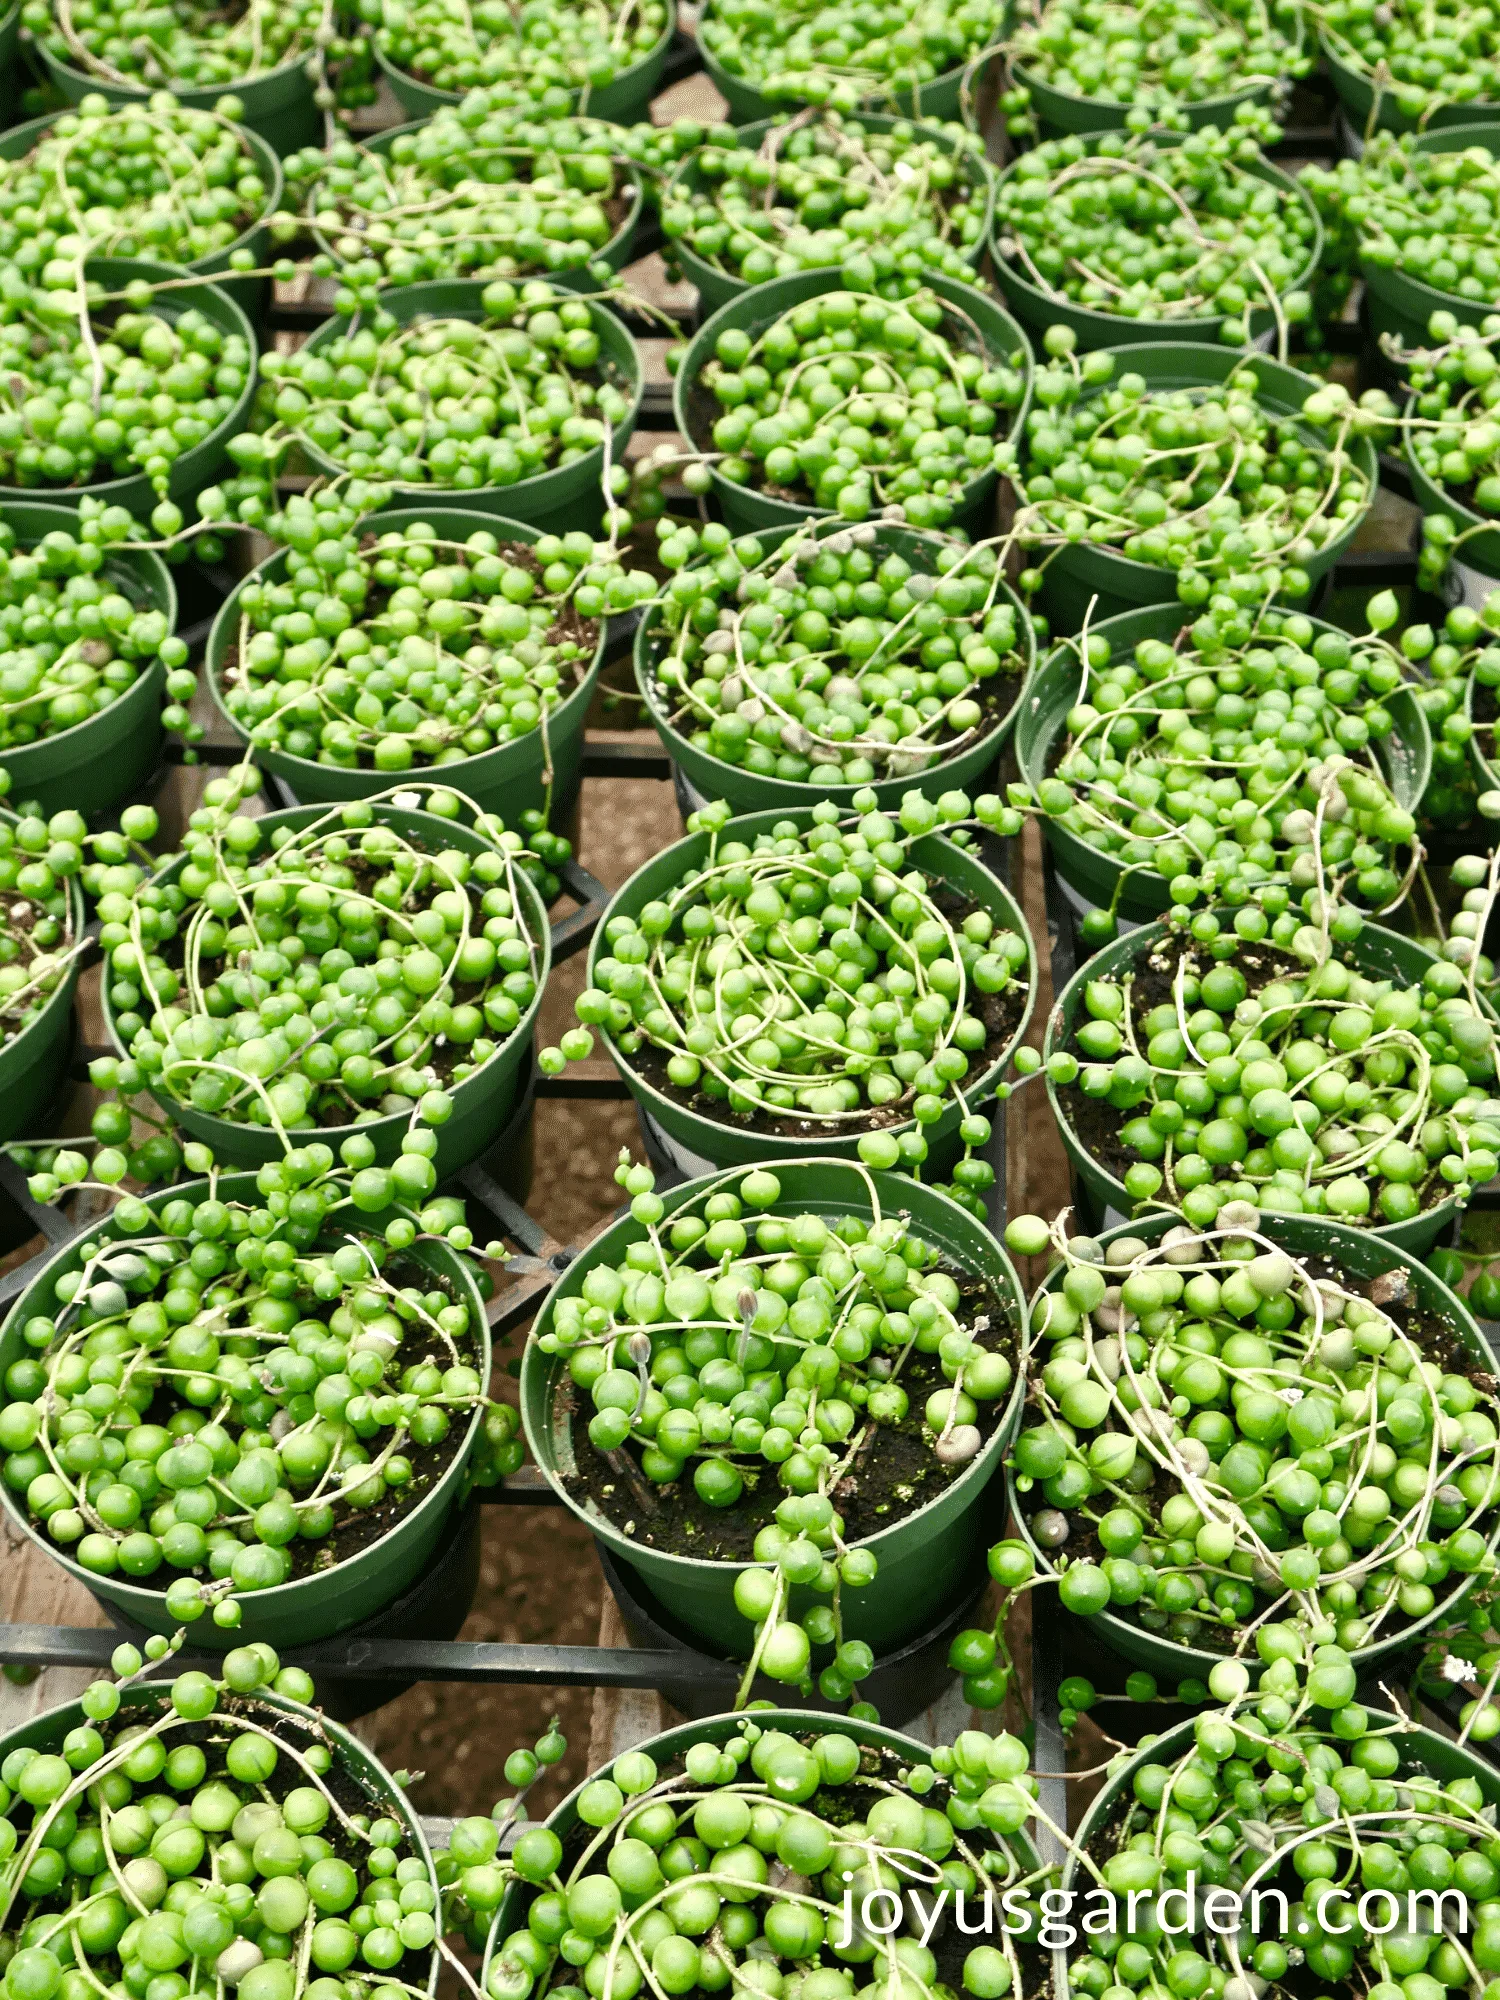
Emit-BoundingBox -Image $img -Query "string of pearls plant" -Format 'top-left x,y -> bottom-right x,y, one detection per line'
642,517 -> 1030,790
540,787 -> 1035,1217
0,1151 -> 517,1625
1019,591 -> 1426,943
1003,1204 -> 1500,1663
0,1638 -> 442,2000
534,1154 -> 1017,1707
83,773 -> 548,1155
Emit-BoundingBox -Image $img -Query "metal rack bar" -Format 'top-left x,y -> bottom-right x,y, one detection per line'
0,1621 -> 739,1708
0,1155 -> 77,1249
551,856 -> 615,963
1029,1589 -> 1070,1861
535,1062 -> 635,1101
581,741 -> 674,781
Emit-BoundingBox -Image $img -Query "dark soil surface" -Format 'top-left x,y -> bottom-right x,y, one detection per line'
626,878 -> 1029,1142
559,1266 -> 1022,1559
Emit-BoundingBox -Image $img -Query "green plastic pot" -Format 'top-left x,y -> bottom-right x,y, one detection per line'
99,802 -> 550,1175
377,2 -> 677,124
1361,123 -> 1500,345
0,0 -> 21,121
1011,56 -> 1291,137
1467,662 -> 1500,793
662,113 -> 996,313
0,500 -> 177,817
697,15 -> 986,125
1014,603 -> 1432,922
0,257 -> 256,518
0,1171 -> 491,1646
1054,1703 -> 1498,1999
991,141 -> 1321,352
522,1159 -> 1027,1656
33,41 -> 320,153
1406,413 -> 1500,585
588,801 -> 1037,1168
1043,914 -> 1475,1252
0,804 -> 83,1145
1014,1210 -> 1500,1683
1009,7 -> 1304,135
294,275 -> 642,536
204,503 -> 605,825
309,116 -> 644,280
0,111 -> 283,316
1031,342 -> 1379,632
635,519 -> 1036,814
675,267 -> 1033,536
0,1679 -> 442,1908
1321,29 -> 1500,139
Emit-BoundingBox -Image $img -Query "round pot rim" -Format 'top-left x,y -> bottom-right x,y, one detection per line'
673,264 -> 1033,525
0,1674 -> 443,1966
661,109 -> 994,303
204,502 -> 607,791
376,2 -> 677,112
990,139 -> 1323,340
97,800 -> 551,1156
1007,47 -> 1292,120
0,254 -> 256,509
0,107 -> 284,275
632,518 -> 1037,803
694,18 -> 988,120
36,37 -> 315,100
294,276 -> 644,507
520,1156 -> 1028,1579
1011,1205 -> 1500,1676
1319,25 -> 1500,126
1033,340 -> 1378,587
1007,4 -> 1306,124
486,1699 -> 1044,1954
0,1169 -> 491,1632
0,497 -> 177,769
1361,125 -> 1500,326
527,1704 -> 1041,1870
1057,1701 -> 1496,1902
582,800 -> 1039,1154
1041,907 -> 1475,1242
1016,604 -> 1432,904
